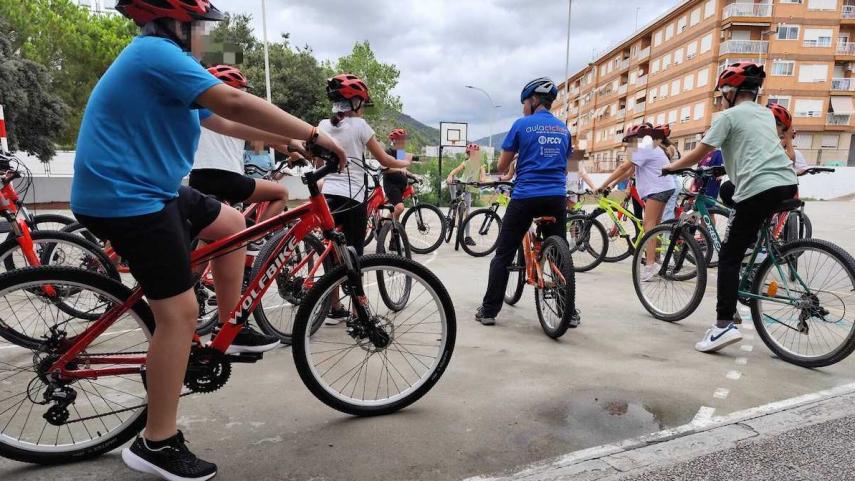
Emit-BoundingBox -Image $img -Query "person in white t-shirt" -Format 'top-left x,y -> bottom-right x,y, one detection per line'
320,74 -> 411,322
189,65 -> 292,224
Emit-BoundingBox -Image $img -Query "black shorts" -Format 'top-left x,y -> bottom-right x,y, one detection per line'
189,168 -> 256,204
325,195 -> 367,256
74,186 -> 222,300
644,189 -> 675,203
382,172 -> 408,205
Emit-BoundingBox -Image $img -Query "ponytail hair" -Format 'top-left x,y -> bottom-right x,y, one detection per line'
330,111 -> 346,127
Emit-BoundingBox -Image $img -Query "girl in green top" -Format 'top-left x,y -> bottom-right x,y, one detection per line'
446,143 -> 488,245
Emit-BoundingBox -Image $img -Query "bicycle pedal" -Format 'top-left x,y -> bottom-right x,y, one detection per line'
226,352 -> 264,363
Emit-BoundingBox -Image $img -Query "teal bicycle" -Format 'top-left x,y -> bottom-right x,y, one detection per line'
633,166 -> 855,368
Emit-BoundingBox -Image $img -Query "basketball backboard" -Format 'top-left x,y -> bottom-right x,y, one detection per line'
440,122 -> 468,148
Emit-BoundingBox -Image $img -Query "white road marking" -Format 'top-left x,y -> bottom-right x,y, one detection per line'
726,370 -> 743,380
713,388 -> 731,400
740,345 -> 754,352
691,406 -> 716,425
735,357 -> 748,365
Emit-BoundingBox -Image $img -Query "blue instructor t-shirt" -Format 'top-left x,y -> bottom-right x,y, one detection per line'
71,36 -> 221,217
501,110 -> 570,199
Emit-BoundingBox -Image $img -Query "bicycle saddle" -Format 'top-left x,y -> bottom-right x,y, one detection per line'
533,217 -> 557,225
771,198 -> 804,215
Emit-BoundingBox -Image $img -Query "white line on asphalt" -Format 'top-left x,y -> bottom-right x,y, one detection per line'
735,357 -> 748,365
713,388 -> 730,400
691,406 -> 716,425
740,344 -> 754,352
726,370 -> 743,380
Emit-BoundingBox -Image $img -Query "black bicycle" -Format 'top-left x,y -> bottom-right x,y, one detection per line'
453,181 -> 514,257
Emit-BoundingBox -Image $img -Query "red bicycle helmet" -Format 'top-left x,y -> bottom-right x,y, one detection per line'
622,123 -> 655,142
717,62 -> 765,91
389,128 -> 408,141
466,143 -> 481,151
116,0 -> 223,25
653,123 -> 671,139
767,103 -> 792,130
326,74 -> 372,104
207,65 -> 249,89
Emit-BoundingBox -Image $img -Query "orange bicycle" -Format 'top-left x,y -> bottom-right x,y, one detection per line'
502,217 -> 577,338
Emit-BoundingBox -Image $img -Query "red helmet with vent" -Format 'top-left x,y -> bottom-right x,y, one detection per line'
116,0 -> 224,25
653,124 -> 671,139
622,123 -> 655,143
767,103 -> 792,130
466,143 -> 481,151
389,128 -> 408,141
207,65 -> 249,89
326,74 -> 372,104
717,62 -> 765,91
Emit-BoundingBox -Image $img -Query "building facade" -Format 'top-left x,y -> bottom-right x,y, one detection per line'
553,0 -> 855,172
76,0 -> 118,15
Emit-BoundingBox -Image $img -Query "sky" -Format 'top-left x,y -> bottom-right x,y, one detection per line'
212,0 -> 683,141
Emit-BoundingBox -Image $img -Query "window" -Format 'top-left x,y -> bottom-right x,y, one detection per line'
694,102 -> 706,120
600,65 -> 607,76
684,74 -> 694,91
795,133 -> 813,149
777,25 -> 799,40
665,23 -> 675,40
660,84 -> 669,98
772,60 -> 795,76
700,33 -> 713,53
674,48 -> 684,65
798,64 -> 829,82
690,8 -> 701,26
687,41 -> 698,59
662,53 -> 672,70
704,0 -> 714,18
680,106 -> 691,122
651,58 -> 661,74
671,79 -> 681,95
808,0 -> 837,10
647,115 -> 656,124
668,110 -> 677,123
678,16 -> 688,33
697,67 -> 710,87
654,30 -> 663,46
794,99 -> 824,117
821,134 -> 839,148
767,96 -> 791,109
657,113 -> 666,125
803,28 -> 833,47
684,140 -> 698,151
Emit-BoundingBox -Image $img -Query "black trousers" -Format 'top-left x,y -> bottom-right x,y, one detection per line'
716,184 -> 798,321
481,196 -> 567,317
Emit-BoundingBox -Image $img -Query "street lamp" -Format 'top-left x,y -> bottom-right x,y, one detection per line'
465,85 -> 500,167
261,0 -> 274,157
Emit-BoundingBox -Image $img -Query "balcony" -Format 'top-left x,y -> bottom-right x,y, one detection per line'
722,2 -> 772,19
618,84 -> 628,95
719,40 -> 768,55
636,74 -> 648,85
616,108 -> 626,119
845,5 -> 855,19
832,78 -> 855,91
618,59 -> 630,71
827,113 -> 851,125
634,102 -> 646,112
838,42 -> 855,55
803,39 -> 832,48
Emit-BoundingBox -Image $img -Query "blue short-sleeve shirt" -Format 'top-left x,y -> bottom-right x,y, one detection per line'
500,111 -> 570,199
71,36 -> 221,217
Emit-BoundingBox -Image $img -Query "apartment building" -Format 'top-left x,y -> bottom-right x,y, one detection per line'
76,0 -> 118,15
553,0 -> 855,172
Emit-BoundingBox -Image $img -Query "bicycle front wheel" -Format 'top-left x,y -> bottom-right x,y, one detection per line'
460,208 -> 502,257
598,211 -> 640,263
751,239 -> 855,368
376,221 -> 413,310
504,246 -> 525,305
534,236 -> 576,339
632,224 -> 707,322
401,204 -> 446,254
566,215 -> 607,272
29,214 -> 76,232
291,255 -> 456,416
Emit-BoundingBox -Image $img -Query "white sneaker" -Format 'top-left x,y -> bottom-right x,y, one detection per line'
695,323 -> 743,353
641,263 -> 662,282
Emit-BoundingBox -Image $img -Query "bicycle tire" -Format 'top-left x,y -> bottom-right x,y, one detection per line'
459,208 -> 502,257
534,236 -> 576,339
632,224 -> 706,322
401,203 -> 446,254
291,254 -> 456,416
376,220 -> 413,311
566,215 -> 608,272
30,214 -> 76,231
363,215 -> 376,247
706,206 -> 730,268
799,210 -> 812,239
0,230 -> 120,283
0,267 -> 153,464
662,220 -> 715,272
504,246 -> 525,305
252,232 -> 333,344
751,238 -> 855,368
784,211 -> 799,244
598,210 -> 640,263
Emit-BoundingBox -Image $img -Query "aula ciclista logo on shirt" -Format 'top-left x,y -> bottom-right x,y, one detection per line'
526,125 -> 566,134
538,135 -> 562,145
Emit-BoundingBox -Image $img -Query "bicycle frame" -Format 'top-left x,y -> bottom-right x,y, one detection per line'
596,194 -> 644,247
520,224 -> 566,289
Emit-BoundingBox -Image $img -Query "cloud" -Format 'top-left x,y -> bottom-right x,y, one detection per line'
212,0 -> 681,140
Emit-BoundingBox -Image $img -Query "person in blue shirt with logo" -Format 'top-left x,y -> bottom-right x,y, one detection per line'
70,1 -> 346,479
475,78 -> 576,327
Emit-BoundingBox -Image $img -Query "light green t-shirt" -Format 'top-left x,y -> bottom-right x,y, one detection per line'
702,102 -> 797,203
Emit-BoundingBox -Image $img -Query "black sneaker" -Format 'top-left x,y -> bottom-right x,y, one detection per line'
464,236 -> 476,246
223,325 -> 280,354
474,306 -> 496,326
122,431 -> 217,481
325,306 -> 351,326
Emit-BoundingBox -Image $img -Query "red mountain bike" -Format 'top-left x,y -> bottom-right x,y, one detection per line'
0,149 -> 456,464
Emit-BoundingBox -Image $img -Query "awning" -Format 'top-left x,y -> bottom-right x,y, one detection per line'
635,89 -> 647,100
831,96 -> 855,114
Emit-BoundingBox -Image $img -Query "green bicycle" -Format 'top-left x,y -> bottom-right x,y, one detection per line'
633,166 -> 855,368
591,187 -> 643,263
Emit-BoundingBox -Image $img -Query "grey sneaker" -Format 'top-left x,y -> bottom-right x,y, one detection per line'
568,308 -> 582,328
474,306 -> 496,326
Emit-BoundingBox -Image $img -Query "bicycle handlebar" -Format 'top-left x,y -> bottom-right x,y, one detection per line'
663,166 -> 727,179
799,167 -> 835,176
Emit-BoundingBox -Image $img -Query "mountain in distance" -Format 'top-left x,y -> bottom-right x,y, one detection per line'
394,113 -> 440,145
473,131 -> 509,148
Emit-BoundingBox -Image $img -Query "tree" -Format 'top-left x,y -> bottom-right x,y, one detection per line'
0,17 -> 67,160
210,13 -> 258,54
333,41 -> 402,124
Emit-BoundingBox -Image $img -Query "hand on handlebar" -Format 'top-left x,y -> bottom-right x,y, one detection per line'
314,131 -> 347,171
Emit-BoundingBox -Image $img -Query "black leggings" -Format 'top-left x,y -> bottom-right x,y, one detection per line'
325,195 -> 367,256
481,196 -> 567,317
716,184 -> 798,321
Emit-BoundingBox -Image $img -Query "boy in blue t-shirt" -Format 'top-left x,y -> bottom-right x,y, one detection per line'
71,2 -> 346,479
475,77 -> 577,327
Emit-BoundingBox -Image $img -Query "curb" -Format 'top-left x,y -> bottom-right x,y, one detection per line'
464,381 -> 855,481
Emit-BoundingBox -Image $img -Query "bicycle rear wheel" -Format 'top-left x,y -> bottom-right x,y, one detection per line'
504,246 -> 525,305
566,215 -> 607,272
598,210 -> 639,263
751,239 -> 855,368
0,267 -> 152,464
534,236 -> 576,339
632,224 -> 706,322
460,208 -> 502,257
401,204 -> 446,254
30,214 -> 76,232
376,221 -> 413,311
291,255 -> 456,416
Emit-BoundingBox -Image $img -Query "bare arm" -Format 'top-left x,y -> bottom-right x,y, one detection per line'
196,84 -> 346,166
446,162 -> 465,183
664,142 -> 715,172
366,136 -> 410,169
497,150 -> 515,173
200,114 -> 291,145
578,162 -> 597,191
598,160 -> 634,191
499,161 -> 516,181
